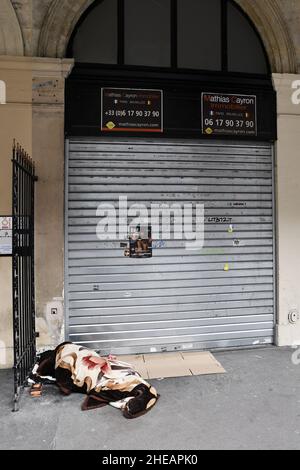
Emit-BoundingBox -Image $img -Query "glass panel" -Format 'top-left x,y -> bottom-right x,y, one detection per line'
227,2 -> 268,74
71,0 -> 118,64
177,0 -> 221,71
125,0 -> 171,67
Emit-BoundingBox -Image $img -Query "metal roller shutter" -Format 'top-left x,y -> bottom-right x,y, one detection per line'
65,139 -> 275,354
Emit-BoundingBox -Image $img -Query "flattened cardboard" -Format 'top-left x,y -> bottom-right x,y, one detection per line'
119,354 -> 149,379
181,352 -> 226,376
119,351 -> 226,379
144,354 -> 192,379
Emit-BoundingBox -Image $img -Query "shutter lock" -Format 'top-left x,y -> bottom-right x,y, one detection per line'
288,310 -> 300,324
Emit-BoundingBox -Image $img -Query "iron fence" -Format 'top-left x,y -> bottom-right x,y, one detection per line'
12,141 -> 37,411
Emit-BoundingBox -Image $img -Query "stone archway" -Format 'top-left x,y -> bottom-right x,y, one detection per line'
38,0 -> 94,59
236,0 -> 297,74
0,0 -> 24,56
38,0 -> 297,73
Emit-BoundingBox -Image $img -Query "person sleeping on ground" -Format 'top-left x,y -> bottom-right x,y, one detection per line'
29,342 -> 159,419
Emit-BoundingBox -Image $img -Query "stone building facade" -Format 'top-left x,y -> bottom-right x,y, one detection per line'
0,0 -> 300,366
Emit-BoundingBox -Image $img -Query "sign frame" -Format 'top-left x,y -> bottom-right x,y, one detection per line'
101,87 -> 164,133
0,215 -> 13,257
201,92 -> 257,137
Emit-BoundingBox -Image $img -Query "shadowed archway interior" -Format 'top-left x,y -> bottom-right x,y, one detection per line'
66,0 -> 270,75
38,0 -> 296,74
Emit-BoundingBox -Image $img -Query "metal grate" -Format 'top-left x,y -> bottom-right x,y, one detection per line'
12,141 -> 37,411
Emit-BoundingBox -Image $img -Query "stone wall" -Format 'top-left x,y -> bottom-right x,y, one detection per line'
0,57 -> 33,367
0,1 -> 300,367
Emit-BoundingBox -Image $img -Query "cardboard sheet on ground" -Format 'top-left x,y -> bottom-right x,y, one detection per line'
119,351 -> 226,379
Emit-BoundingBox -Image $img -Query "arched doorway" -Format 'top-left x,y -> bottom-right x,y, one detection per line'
67,0 -> 270,74
38,0 -> 296,73
63,0 -> 277,354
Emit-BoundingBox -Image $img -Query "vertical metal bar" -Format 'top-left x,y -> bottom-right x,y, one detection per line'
18,147 -> 21,385
27,162 -> 31,372
24,155 -> 30,381
17,146 -> 22,384
27,156 -> 31,378
221,0 -> 228,72
118,0 -> 125,65
19,148 -> 23,385
171,0 -> 178,69
24,154 -> 28,382
21,148 -> 25,385
31,162 -> 36,361
12,141 -> 19,411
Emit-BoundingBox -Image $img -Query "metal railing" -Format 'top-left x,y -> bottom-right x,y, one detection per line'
12,141 -> 37,411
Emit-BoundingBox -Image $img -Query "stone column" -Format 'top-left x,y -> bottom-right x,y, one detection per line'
0,56 -> 73,367
273,73 -> 300,346
31,58 -> 74,350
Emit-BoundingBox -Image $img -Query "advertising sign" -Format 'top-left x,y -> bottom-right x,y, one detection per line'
101,88 -> 163,133
202,92 -> 257,136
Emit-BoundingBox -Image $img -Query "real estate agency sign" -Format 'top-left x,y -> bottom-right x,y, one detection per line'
202,92 -> 257,137
101,88 -> 163,133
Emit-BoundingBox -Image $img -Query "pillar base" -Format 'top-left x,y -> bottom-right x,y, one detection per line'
276,324 -> 300,347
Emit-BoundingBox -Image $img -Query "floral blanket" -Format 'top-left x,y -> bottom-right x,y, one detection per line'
29,342 -> 159,419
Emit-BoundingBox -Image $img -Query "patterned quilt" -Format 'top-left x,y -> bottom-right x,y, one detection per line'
29,342 -> 159,419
